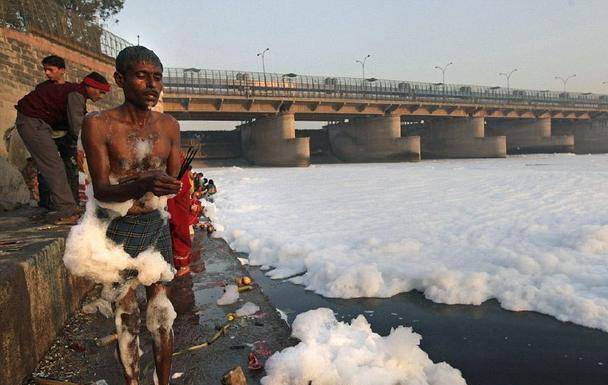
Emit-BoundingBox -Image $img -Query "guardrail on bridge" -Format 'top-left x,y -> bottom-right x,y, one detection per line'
163,68 -> 608,110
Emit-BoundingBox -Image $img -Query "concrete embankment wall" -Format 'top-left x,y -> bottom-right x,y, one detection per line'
0,213 -> 93,385
0,27 -> 123,158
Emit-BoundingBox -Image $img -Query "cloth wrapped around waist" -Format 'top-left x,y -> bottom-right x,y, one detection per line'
98,208 -> 173,264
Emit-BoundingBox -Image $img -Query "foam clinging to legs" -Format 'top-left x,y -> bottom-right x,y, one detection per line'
63,185 -> 174,286
146,290 -> 177,333
115,288 -> 140,382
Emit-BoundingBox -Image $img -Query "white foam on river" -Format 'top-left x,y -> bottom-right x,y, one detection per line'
209,154 -> 608,332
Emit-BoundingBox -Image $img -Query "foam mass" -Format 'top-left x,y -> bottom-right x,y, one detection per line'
261,308 -> 466,385
63,186 -> 174,286
209,154 -> 608,332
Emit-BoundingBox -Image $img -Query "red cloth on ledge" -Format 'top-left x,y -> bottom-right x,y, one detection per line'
167,172 -> 192,268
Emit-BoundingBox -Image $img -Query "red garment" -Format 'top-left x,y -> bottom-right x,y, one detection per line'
189,199 -> 202,226
15,82 -> 86,127
167,172 -> 192,267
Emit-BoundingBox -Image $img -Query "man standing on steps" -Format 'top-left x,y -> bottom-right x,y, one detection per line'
81,45 -> 181,385
23,55 -> 66,209
15,70 -> 110,224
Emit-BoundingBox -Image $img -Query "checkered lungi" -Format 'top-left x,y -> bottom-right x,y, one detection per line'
103,209 -> 173,264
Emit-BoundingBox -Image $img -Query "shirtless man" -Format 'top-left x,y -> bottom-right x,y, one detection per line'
81,46 -> 181,385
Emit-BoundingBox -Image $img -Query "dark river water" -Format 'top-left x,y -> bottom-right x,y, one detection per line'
248,266 -> 608,385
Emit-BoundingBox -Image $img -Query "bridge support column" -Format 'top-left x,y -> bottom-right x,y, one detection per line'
238,113 -> 310,167
416,117 -> 506,158
325,115 -> 420,162
485,118 -> 573,154
552,119 -> 608,154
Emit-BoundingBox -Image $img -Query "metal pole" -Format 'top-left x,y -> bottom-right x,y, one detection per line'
356,54 -> 371,81
257,48 -> 269,89
434,61 -> 453,94
499,68 -> 517,92
555,74 -> 576,93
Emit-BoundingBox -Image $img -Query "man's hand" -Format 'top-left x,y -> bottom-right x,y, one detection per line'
138,171 -> 181,197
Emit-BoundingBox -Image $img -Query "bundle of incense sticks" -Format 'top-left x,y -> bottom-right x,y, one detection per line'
177,147 -> 198,179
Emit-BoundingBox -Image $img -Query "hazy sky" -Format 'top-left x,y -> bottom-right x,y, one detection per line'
107,0 -> 607,93
106,0 -> 608,129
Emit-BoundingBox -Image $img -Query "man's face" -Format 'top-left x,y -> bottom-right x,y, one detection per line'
43,65 -> 65,83
115,61 -> 163,109
85,86 -> 106,102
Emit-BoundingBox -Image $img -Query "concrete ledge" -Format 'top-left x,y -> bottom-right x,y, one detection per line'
508,135 -> 574,154
574,120 -> 608,154
423,136 -> 506,159
418,117 -> 506,159
252,137 -> 311,167
326,116 -> 421,162
239,114 -> 311,167
485,119 -> 574,154
330,135 -> 421,162
0,208 -> 93,385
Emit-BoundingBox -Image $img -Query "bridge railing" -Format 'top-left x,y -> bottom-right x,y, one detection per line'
163,68 -> 608,110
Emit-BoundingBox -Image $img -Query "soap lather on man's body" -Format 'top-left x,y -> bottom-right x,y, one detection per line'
81,45 -> 181,385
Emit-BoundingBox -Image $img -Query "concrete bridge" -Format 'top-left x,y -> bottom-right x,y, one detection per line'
162,68 -> 608,166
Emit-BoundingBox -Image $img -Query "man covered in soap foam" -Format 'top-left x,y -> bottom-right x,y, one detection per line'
78,46 -> 181,385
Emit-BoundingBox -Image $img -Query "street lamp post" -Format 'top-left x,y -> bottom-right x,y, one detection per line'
555,74 -> 576,93
355,54 -> 371,81
257,48 -> 270,87
434,61 -> 453,94
499,68 -> 518,92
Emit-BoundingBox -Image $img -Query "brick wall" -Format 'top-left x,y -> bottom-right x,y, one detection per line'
0,27 -> 124,157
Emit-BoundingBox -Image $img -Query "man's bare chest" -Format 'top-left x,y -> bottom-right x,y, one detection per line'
106,126 -> 171,173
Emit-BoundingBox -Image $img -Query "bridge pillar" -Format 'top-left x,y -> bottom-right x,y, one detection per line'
238,113 -> 310,167
552,119 -> 608,154
325,115 -> 420,162
412,117 -> 506,158
485,118 -> 573,154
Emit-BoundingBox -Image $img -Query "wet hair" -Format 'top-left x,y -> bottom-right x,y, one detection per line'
84,71 -> 109,85
115,45 -> 163,75
42,55 -> 65,69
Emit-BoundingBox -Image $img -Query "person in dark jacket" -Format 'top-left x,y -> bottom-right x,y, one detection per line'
15,72 -> 110,223
35,55 -> 68,209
